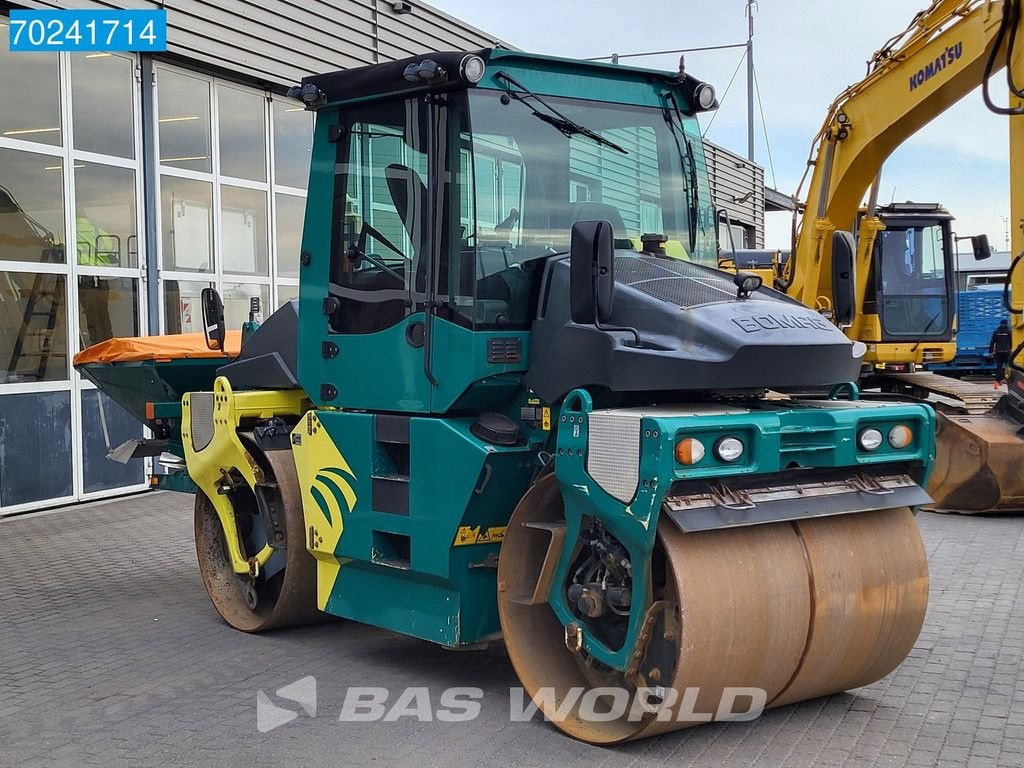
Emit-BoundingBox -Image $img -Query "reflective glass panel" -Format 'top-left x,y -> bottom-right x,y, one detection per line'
78,276 -> 139,348
71,53 -> 135,159
163,278 -> 212,334
218,84 -> 267,182
275,192 -> 304,278
158,69 -> 212,173
82,389 -> 145,493
273,100 -> 312,189
0,391 -> 72,506
221,185 -> 268,276
161,176 -> 213,272
223,282 -> 269,329
0,27 -> 61,147
276,283 -> 297,307
76,163 -> 138,267
0,271 -> 68,383
0,148 -> 66,264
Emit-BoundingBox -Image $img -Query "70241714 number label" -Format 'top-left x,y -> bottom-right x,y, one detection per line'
7,9 -> 167,52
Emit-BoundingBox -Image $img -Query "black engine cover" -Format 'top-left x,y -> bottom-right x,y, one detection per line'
526,253 -> 863,402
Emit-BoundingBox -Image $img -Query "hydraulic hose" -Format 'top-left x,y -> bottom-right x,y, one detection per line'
1003,251 -> 1024,316
983,0 -> 1024,115
1004,253 -> 1024,372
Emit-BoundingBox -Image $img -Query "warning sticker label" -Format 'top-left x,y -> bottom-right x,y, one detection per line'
453,525 -> 507,546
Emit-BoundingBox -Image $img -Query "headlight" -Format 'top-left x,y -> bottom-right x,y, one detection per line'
888,425 -> 913,449
714,436 -> 744,462
695,82 -> 716,110
460,54 -> 486,84
858,428 -> 884,451
675,437 -> 705,465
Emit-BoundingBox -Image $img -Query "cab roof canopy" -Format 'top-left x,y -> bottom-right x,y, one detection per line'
297,48 -> 713,112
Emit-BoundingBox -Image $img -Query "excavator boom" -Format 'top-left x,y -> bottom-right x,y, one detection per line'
784,0 -> 1024,513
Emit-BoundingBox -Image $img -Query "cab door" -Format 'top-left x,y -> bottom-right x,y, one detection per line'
299,96 -> 441,412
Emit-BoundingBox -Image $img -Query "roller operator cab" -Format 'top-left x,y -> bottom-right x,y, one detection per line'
173,50 -> 933,743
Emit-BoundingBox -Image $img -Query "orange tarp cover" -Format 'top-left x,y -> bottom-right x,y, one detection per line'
73,331 -> 242,365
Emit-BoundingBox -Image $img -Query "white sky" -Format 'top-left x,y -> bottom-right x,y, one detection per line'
427,0 -> 1011,251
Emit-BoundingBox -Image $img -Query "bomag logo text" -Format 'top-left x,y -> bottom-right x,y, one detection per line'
909,42 -> 963,91
732,314 -> 832,333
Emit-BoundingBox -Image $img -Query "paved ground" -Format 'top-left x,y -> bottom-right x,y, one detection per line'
2,492 -> 1024,768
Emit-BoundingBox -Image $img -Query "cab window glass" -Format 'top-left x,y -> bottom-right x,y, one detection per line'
329,99 -> 429,334
456,89 -> 711,331
878,223 -> 950,338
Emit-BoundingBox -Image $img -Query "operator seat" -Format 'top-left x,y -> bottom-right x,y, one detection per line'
385,163 -> 428,258
385,162 -> 470,298
569,202 -> 635,250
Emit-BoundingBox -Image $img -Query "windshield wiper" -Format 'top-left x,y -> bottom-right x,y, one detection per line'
910,309 -> 944,352
662,92 -> 699,252
495,71 -> 628,155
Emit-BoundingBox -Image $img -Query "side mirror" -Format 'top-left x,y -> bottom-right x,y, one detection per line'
200,287 -> 226,351
971,234 -> 993,261
831,230 -> 856,327
570,220 -> 615,325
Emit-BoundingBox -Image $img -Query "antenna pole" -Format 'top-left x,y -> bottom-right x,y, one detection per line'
746,0 -> 756,161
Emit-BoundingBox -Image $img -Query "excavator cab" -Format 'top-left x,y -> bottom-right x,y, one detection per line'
858,203 -> 957,368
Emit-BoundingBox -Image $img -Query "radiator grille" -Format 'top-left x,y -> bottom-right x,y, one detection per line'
615,255 -> 777,309
189,392 -> 215,453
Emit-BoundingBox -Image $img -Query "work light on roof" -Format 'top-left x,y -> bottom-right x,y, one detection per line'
733,272 -> 762,298
460,54 -> 486,84
694,82 -> 717,111
403,59 -> 445,83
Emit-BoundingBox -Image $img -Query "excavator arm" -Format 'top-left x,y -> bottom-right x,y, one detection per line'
777,0 -> 1024,513
786,0 -> 1024,365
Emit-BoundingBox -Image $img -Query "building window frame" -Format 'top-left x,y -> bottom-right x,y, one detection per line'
155,66 -> 310,329
0,41 -> 149,513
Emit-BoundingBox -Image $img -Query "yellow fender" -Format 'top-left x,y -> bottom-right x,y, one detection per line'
181,376 -> 306,575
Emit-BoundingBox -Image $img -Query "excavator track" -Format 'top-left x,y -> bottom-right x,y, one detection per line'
497,474 -> 928,743
881,372 -> 1001,415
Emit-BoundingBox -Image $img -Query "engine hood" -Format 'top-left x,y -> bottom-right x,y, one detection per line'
526,253 -> 864,402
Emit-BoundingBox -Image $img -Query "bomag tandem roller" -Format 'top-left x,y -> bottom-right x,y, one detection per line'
76,49 -> 932,742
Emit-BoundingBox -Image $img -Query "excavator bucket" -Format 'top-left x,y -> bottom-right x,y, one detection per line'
928,410 -> 1024,513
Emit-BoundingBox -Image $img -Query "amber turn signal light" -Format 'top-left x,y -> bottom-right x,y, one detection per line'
888,425 -> 913,449
675,437 -> 706,465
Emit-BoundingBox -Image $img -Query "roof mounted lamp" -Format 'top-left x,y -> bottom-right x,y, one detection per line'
677,73 -> 718,114
403,59 -> 446,83
284,83 -> 325,107
460,54 -> 486,84
694,82 -> 717,111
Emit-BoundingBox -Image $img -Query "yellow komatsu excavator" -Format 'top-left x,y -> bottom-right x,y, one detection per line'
775,0 -> 1024,512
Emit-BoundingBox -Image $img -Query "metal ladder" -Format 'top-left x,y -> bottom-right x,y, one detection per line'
7,272 -> 63,383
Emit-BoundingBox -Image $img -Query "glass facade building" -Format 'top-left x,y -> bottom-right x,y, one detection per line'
0,1 -> 501,514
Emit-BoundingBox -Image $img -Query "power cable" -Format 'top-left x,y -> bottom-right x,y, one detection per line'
751,61 -> 777,189
701,50 -> 747,138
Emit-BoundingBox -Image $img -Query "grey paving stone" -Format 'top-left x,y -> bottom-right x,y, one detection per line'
1,494 -> 1023,767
